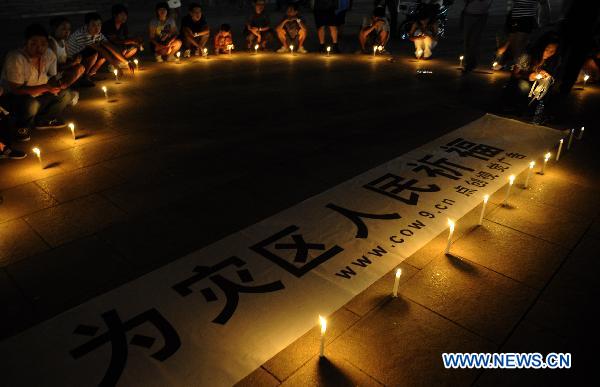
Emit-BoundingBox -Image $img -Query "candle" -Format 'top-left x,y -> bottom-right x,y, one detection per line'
32,147 -> 42,168
373,46 -> 377,57
289,44 -> 294,55
392,268 -> 402,297
319,315 -> 327,357
101,86 -> 108,99
567,128 -> 574,150
203,47 -> 208,57
492,61 -> 498,69
444,219 -> 455,255
176,51 -> 181,63
68,122 -> 75,140
503,175 -> 515,206
578,126 -> 584,140
254,44 -> 259,54
228,44 -> 234,55
583,74 -> 590,88
524,161 -> 535,188
133,58 -> 139,70
113,68 -> 119,82
556,139 -> 563,161
326,46 -> 331,57
540,152 -> 551,174
536,73 -> 543,80
378,45 -> 384,53
459,55 -> 464,67
478,194 -> 489,225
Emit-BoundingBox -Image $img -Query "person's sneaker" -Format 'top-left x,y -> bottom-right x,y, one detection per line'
194,48 -> 201,56
77,76 -> 95,88
166,54 -> 177,62
35,119 -> 67,130
0,146 -> 27,159
297,46 -> 307,54
155,54 -> 164,63
276,46 -> 288,53
71,90 -> 79,106
183,49 -> 191,58
15,127 -> 31,142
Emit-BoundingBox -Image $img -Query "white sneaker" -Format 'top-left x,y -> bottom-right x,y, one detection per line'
183,49 -> 191,58
155,55 -> 163,63
166,54 -> 176,62
108,64 -> 116,73
276,46 -> 288,53
297,46 -> 307,54
71,90 -> 79,106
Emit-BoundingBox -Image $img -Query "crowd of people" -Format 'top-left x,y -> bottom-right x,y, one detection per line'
1,0 -> 598,160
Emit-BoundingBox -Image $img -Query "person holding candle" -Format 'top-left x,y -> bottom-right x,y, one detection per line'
102,4 -> 144,62
358,6 -> 390,55
314,0 -> 342,54
245,0 -> 274,51
48,17 -> 85,90
180,3 -> 210,58
149,2 -> 182,62
1,24 -> 79,140
275,3 -> 308,54
214,24 -> 234,55
408,5 -> 439,59
66,12 -> 134,86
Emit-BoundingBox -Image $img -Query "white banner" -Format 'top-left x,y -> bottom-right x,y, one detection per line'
0,114 -> 561,386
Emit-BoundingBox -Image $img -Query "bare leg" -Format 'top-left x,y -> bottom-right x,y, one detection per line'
60,64 -> 85,87
276,27 -> 287,47
329,26 -> 338,44
298,29 -> 307,48
359,31 -> 368,51
82,52 -> 98,75
122,46 -> 138,59
317,26 -> 325,44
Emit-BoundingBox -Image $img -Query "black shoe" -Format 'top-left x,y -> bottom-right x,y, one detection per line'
15,127 -> 31,142
35,119 -> 67,130
332,43 -> 340,53
77,76 -> 95,88
319,44 -> 326,53
0,146 -> 27,159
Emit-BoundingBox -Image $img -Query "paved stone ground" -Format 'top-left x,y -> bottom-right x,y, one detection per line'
1,1 -> 597,385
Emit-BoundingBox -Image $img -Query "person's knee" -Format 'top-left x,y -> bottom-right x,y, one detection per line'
276,27 -> 285,36
75,64 -> 85,76
23,96 -> 41,116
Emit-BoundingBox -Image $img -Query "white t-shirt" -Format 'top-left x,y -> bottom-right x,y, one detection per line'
49,36 -> 68,64
362,16 -> 390,33
1,48 -> 57,94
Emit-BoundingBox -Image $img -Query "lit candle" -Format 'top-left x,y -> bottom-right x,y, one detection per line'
556,138 -> 563,161
444,219 -> 455,255
503,175 -> 515,206
536,73 -> 543,80
578,126 -> 584,140
289,44 -> 294,55
254,44 -> 259,54
68,122 -> 75,140
524,161 -> 535,188
378,45 -> 383,53
478,194 -> 489,225
113,68 -> 119,82
228,44 -> 234,55
319,315 -> 327,357
492,61 -> 498,69
540,152 -> 551,174
32,147 -> 42,168
102,86 -> 108,99
583,74 -> 590,88
203,47 -> 208,57
567,128 -> 574,150
373,46 -> 377,57
326,46 -> 331,57
133,58 -> 139,70
176,51 -> 181,63
392,267 -> 402,298
459,55 -> 464,67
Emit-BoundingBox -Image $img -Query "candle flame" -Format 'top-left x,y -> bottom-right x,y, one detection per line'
326,46 -> 331,52
447,218 -> 455,232
459,55 -> 464,60
536,73 -> 542,80
544,152 -> 551,161
483,194 -> 489,203
133,59 -> 139,65
581,126 -> 584,132
289,45 -> 294,51
113,69 -> 118,76
176,51 -> 181,58
492,61 -> 498,67
509,175 -> 515,184
254,44 -> 259,50
102,86 -> 107,92
32,147 -> 40,157
559,138 -> 563,144
395,268 -> 402,278
68,122 -> 75,131
319,315 -> 327,334
584,74 -> 590,81
378,46 -> 383,52
529,161 -> 535,168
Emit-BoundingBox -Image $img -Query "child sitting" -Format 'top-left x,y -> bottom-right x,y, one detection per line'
214,24 -> 234,54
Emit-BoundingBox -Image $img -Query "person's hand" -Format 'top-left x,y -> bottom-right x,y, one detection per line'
73,54 -> 82,64
539,70 -> 550,78
45,85 -> 61,95
375,20 -> 385,28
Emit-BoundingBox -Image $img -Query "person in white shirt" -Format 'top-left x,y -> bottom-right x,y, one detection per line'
1,24 -> 78,141
48,16 -> 85,88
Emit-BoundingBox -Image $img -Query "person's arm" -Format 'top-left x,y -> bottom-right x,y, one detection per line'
148,22 -> 161,47
182,27 -> 200,48
276,18 -> 288,30
6,81 -> 59,96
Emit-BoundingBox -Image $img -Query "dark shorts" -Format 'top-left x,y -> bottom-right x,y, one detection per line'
314,9 -> 345,28
79,46 -> 98,59
508,16 -> 537,34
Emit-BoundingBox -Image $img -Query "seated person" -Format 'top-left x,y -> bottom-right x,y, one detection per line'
0,87 -> 27,159
409,10 -> 439,59
149,2 -> 182,62
214,24 -> 234,54
66,12 -> 133,87
359,6 -> 390,54
180,3 -> 210,57
503,34 -> 560,113
102,4 -> 144,60
275,3 -> 308,53
245,0 -> 273,50
1,24 -> 78,141
48,16 -> 85,89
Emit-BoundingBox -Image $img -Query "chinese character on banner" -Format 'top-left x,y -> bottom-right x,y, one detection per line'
363,173 -> 440,205
475,171 -> 499,180
505,152 -> 527,159
250,225 -> 343,277
486,162 -> 509,172
454,185 -> 478,196
326,203 -> 400,239
407,155 -> 475,180
172,256 -> 284,325
464,177 -> 488,188
70,308 -> 181,386
440,138 -> 504,161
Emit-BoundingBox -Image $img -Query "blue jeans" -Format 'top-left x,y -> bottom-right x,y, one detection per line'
5,89 -> 74,128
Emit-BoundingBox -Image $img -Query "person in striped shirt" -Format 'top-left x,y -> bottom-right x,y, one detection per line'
66,12 -> 133,87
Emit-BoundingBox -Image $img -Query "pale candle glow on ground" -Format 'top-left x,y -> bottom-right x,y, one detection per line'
525,161 -> 535,188
319,315 -> 327,357
392,267 -> 402,297
68,122 -> 75,140
556,138 -> 563,161
578,126 -> 584,140
503,174 -> 515,206
478,194 -> 489,225
541,152 -> 551,174
445,219 -> 455,254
